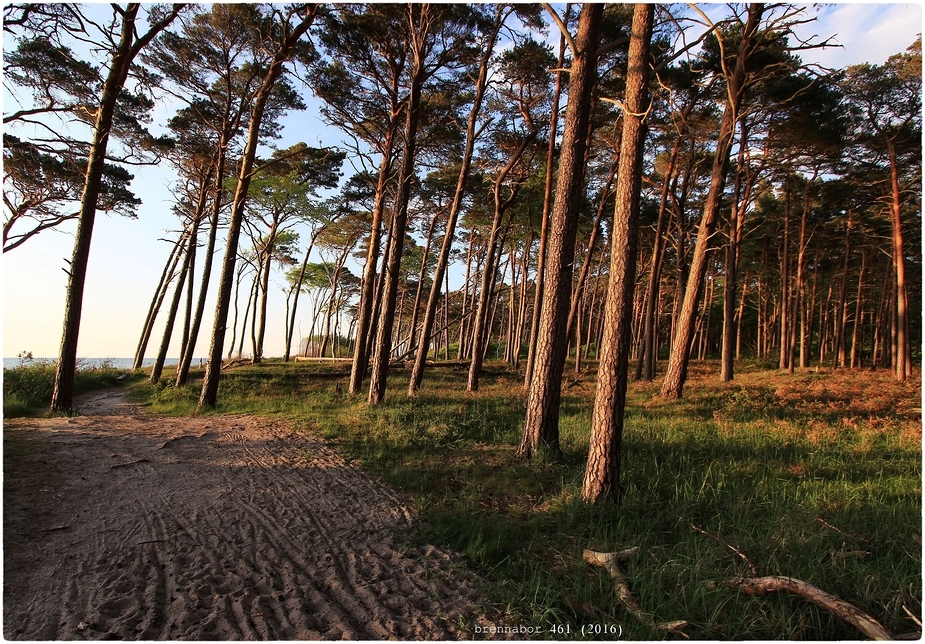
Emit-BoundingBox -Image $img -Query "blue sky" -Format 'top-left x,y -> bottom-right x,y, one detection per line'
3,3 -> 922,361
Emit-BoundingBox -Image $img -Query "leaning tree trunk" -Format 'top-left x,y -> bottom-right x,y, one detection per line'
149,236 -> 194,383
518,3 -> 603,458
407,7 -> 502,395
581,2 -> 654,503
199,7 -> 318,409
467,132 -> 536,392
348,122 -> 398,394
176,142 -> 228,386
660,4 -> 764,399
133,234 -> 185,370
52,4 -> 182,412
367,10 -> 427,405
636,136 -> 681,381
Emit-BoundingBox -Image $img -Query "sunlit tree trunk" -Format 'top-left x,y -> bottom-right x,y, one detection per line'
660,4 -> 764,399
52,4 -> 183,412
582,3 -> 653,503
518,3 -> 603,458
199,7 -> 318,408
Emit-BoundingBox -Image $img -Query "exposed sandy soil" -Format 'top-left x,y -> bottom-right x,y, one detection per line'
4,389 -> 499,640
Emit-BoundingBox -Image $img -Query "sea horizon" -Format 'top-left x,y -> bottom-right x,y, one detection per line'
2,357 -> 202,370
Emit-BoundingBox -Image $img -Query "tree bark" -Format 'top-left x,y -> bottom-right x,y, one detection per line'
52,4 -> 183,412
518,3 -> 603,458
660,4 -> 764,399
367,5 -> 430,404
525,21 -> 568,390
199,6 -> 317,408
581,2 -> 653,503
887,140 -> 911,381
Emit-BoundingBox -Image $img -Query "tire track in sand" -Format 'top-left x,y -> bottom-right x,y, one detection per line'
4,391 -> 500,640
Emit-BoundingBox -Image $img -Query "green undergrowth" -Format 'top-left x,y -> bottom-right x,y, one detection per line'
132,359 -> 922,640
3,360 -> 144,417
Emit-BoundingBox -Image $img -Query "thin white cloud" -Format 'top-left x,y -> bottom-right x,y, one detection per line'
796,3 -> 922,69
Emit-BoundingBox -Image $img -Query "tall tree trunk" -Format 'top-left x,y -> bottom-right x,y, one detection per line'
52,4 -> 182,412
636,137 -> 681,381
779,176 -> 791,371
582,3 -> 653,503
407,8 -> 508,394
660,4 -> 764,399
199,7 -> 318,408
887,141 -> 910,381
133,235 -> 185,370
567,161 -> 617,340
176,146 -> 227,386
832,215 -> 852,368
348,124 -> 399,393
149,234 -> 194,383
518,3 -> 603,458
468,133 -> 536,391
368,6 -> 429,404
525,21 -> 568,390
721,119 -> 750,381
406,208 -> 442,356
850,248 -> 866,369
283,228 -> 323,361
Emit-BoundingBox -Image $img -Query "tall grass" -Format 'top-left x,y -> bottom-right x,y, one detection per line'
134,359 -> 921,639
3,359 -> 141,417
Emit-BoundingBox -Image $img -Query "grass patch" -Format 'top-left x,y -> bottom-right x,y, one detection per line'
132,359 -> 922,639
3,359 -> 144,417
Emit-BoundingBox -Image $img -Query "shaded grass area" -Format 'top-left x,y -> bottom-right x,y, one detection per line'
3,360 -> 144,417
132,360 -> 922,640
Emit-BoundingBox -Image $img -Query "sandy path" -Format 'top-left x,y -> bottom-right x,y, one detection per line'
3,389 -> 497,640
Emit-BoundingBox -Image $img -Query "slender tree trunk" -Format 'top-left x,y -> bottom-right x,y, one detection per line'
150,236 -> 194,383
133,235 -> 185,370
368,8 -> 429,404
832,215 -> 852,368
850,249 -> 866,368
52,4 -> 182,412
518,3 -> 603,457
199,7 -> 318,408
567,161 -> 617,340
525,21 -> 567,390
284,226 -> 328,361
636,137 -> 681,381
660,4 -> 764,399
582,3 -> 653,503
468,133 -> 536,391
721,119 -> 750,381
176,147 -> 226,386
348,118 -> 400,394
887,141 -> 910,381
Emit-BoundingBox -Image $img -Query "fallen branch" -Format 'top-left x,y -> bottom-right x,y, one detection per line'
691,523 -> 758,576
583,548 -> 688,636
720,576 -> 893,641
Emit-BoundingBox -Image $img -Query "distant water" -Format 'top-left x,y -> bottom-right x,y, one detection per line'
2,357 -> 200,370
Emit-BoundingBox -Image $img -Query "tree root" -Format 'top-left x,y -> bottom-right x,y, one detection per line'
583,548 -> 689,637
718,575 -> 893,640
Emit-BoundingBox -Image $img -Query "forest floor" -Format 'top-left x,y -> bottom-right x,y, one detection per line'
3,388 -> 500,640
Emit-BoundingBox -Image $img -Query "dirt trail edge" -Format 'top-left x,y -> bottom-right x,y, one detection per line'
4,389 -> 501,640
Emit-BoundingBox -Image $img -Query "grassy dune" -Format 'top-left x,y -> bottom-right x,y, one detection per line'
127,360 -> 920,639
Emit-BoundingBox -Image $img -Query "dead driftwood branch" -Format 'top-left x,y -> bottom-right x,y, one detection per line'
583,548 -> 689,637
720,576 -> 893,641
